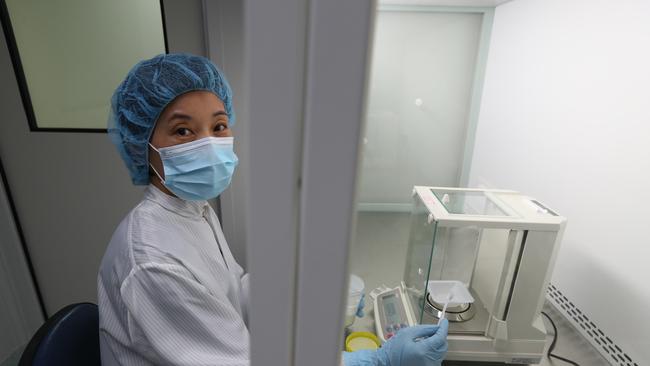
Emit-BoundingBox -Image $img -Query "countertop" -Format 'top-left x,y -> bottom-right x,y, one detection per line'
347,299 -> 610,366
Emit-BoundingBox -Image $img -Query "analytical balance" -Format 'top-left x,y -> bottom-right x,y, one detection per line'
373,187 -> 566,364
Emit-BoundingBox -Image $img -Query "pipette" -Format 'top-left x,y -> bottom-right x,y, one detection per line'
438,293 -> 452,325
414,292 -> 453,342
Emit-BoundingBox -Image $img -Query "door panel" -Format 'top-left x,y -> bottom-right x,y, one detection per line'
0,0 -> 205,315
0,33 -> 142,313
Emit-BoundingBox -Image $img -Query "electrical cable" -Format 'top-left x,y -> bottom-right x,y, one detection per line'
541,311 -> 581,366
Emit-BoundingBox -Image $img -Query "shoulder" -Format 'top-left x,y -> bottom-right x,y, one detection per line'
128,199 -> 200,266
100,200 -> 185,279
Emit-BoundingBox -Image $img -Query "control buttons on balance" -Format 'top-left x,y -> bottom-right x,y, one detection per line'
385,323 -> 411,339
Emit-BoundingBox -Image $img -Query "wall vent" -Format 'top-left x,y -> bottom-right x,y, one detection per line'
547,284 -> 638,366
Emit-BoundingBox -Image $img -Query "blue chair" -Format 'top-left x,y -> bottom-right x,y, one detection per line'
19,302 -> 100,366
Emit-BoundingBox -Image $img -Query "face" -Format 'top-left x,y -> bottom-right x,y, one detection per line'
148,91 -> 232,183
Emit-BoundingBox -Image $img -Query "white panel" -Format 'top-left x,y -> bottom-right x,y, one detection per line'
469,0 -> 650,363
0,0 -> 205,315
243,0 -> 307,365
358,11 -> 483,204
293,1 -> 374,365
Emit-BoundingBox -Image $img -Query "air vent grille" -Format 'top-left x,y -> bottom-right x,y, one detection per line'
547,284 -> 638,366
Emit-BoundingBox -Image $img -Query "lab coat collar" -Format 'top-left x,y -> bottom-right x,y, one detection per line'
144,184 -> 209,218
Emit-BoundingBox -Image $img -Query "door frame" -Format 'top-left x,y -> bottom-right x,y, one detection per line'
0,155 -> 44,360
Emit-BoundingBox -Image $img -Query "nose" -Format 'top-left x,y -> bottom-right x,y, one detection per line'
196,128 -> 214,139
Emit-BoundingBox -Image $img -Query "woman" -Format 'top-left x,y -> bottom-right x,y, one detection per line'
98,53 -> 448,366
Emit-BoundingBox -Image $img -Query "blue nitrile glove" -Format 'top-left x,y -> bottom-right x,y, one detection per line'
356,294 -> 366,318
343,320 -> 448,366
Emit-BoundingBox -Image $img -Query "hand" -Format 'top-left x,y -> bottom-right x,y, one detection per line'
376,320 -> 448,366
341,320 -> 448,366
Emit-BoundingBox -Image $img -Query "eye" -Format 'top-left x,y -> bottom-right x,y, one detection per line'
175,127 -> 191,136
214,123 -> 228,132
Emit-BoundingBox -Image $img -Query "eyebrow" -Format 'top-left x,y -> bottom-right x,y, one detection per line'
168,112 -> 192,122
167,110 -> 228,123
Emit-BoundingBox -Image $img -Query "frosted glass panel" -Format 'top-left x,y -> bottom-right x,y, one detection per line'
3,0 -> 166,130
358,11 -> 482,205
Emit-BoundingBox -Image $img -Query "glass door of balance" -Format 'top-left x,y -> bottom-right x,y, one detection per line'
404,189 -> 525,335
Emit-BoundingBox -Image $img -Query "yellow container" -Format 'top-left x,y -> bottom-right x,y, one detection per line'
345,332 -> 381,352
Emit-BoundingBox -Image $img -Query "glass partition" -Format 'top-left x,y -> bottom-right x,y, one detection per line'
343,4 -> 494,345
1,0 -> 167,131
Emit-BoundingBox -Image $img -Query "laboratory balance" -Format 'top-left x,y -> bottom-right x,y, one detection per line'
372,187 -> 566,364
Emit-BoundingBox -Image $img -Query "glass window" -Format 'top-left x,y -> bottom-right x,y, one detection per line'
1,0 -> 167,131
356,10 -> 483,210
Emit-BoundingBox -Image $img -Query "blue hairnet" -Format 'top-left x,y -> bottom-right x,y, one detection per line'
108,53 -> 234,185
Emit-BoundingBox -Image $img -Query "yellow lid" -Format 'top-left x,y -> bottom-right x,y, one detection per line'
345,332 -> 381,352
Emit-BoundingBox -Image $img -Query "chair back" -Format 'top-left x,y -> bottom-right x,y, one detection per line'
19,302 -> 100,366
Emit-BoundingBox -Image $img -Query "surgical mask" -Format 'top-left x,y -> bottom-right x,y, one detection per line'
149,137 -> 238,201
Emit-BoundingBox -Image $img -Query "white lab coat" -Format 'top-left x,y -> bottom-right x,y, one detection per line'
97,185 -> 250,366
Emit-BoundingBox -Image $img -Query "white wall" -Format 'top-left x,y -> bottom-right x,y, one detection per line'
469,0 -> 650,363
